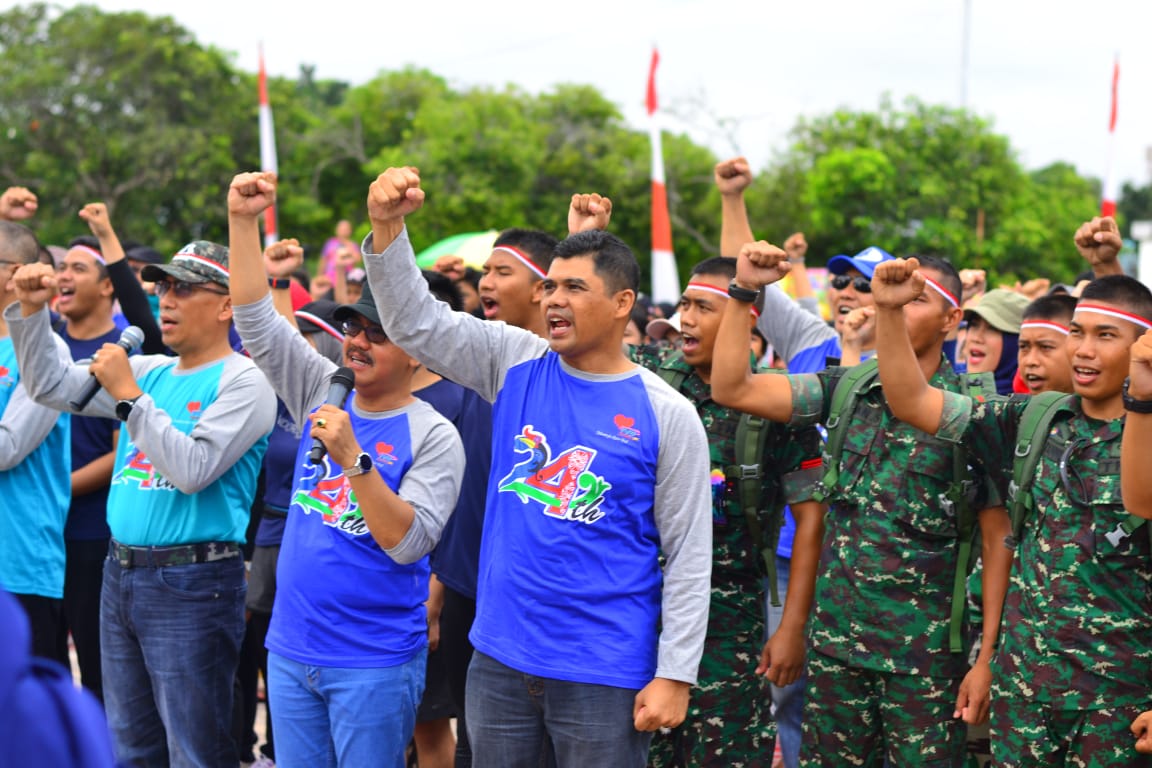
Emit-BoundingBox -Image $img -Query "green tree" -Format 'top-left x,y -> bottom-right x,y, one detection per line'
0,3 -> 253,252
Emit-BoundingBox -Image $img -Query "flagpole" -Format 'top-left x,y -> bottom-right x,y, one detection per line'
1101,53 -> 1120,218
646,47 -> 680,306
258,44 -> 280,246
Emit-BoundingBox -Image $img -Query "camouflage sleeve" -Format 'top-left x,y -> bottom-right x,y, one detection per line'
787,372 -> 828,428
778,424 -> 824,505
936,389 -> 974,443
964,395 -> 1025,502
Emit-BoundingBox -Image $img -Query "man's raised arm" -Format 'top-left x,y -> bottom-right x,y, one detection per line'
362,167 -> 547,402
1122,329 -> 1152,518
871,258 -> 946,434
710,241 -> 796,423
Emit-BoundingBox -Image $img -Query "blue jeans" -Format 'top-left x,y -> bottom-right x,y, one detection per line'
100,555 -> 246,768
465,651 -> 652,768
268,649 -> 427,768
766,556 -> 807,768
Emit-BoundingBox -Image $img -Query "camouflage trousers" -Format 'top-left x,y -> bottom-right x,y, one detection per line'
991,697 -> 1152,767
799,651 -> 966,767
648,612 -> 771,766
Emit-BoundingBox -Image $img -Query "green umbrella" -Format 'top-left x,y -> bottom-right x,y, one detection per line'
415,230 -> 499,270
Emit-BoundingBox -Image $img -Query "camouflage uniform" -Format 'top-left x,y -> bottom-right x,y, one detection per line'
950,395 -> 1152,767
632,346 -> 823,768
787,358 -> 987,768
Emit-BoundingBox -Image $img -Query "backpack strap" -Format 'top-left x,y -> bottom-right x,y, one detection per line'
729,411 -> 782,605
1006,392 -> 1076,549
815,359 -> 879,503
946,370 -> 995,654
656,351 -> 690,392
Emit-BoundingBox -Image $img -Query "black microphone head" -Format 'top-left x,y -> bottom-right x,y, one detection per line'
330,366 -> 355,389
119,325 -> 145,353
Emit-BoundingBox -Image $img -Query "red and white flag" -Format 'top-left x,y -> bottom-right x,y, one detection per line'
1101,54 -> 1119,218
646,48 -> 680,305
258,45 -> 279,246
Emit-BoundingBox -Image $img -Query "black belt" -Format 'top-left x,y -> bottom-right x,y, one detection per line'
110,539 -> 241,569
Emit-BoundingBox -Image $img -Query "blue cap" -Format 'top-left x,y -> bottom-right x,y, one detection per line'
826,246 -> 895,278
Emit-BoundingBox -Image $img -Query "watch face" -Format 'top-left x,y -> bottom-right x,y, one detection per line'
357,452 -> 372,471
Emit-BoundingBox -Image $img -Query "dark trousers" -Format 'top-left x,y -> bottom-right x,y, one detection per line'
14,592 -> 66,665
440,585 -> 476,767
56,537 -> 108,700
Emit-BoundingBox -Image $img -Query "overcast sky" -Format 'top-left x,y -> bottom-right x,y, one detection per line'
24,0 -> 1152,190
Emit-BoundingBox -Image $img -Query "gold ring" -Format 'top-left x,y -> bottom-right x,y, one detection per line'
316,418 -> 327,429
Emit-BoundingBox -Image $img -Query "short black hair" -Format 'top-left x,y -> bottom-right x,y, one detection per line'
1079,275 -> 1152,323
494,228 -> 559,277
690,256 -> 736,281
1023,294 -> 1077,324
551,230 -> 640,295
688,256 -> 764,315
421,269 -> 464,312
913,255 -> 962,309
0,222 -> 42,266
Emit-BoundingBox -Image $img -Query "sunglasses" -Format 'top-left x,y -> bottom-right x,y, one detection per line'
342,319 -> 388,344
830,275 -> 872,293
155,280 -> 228,299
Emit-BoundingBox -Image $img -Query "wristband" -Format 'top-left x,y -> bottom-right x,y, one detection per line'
269,277 -> 290,290
727,280 -> 761,303
1123,379 -> 1152,414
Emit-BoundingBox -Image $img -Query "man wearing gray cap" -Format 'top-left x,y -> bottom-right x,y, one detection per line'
6,241 -> 276,768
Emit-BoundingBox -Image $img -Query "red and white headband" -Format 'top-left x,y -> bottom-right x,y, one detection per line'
70,244 -> 105,265
685,281 -> 760,318
1020,320 -> 1069,336
1074,303 -> 1152,331
923,277 -> 959,309
492,245 -> 547,280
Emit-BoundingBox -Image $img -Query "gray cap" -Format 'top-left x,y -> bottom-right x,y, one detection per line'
141,241 -> 230,287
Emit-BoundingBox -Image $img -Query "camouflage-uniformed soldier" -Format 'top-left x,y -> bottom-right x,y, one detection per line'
713,244 -> 1010,768
636,258 -> 825,768
871,250 -> 1152,766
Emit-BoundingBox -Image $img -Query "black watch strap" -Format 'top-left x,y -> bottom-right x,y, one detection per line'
727,280 -> 761,303
115,395 -> 141,421
1123,379 -> 1152,414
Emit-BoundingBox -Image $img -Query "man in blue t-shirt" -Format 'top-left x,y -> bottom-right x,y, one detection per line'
0,220 -> 71,667
8,242 -> 275,768
362,167 -> 713,768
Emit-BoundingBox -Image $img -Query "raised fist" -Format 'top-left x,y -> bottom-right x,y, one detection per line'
568,193 -> 613,234
263,238 -> 304,278
228,172 -> 278,218
714,157 -> 753,197
735,241 -> 791,289
870,258 -> 925,310
367,166 -> 424,224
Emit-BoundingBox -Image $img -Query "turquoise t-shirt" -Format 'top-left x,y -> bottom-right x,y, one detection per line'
0,337 -> 70,598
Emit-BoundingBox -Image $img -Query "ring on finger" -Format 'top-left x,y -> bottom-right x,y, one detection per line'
316,418 -> 327,429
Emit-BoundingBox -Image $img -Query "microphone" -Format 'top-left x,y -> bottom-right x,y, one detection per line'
69,326 -> 145,411
309,366 -> 355,464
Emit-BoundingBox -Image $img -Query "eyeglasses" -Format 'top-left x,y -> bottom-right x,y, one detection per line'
830,275 -> 872,293
154,280 -> 228,299
341,319 -> 388,344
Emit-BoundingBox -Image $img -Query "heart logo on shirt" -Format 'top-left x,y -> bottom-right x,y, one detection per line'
614,415 -> 634,430
187,401 -> 201,414
376,442 -> 393,456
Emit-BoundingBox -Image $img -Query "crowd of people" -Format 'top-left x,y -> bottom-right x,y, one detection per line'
1,153 -> 1151,768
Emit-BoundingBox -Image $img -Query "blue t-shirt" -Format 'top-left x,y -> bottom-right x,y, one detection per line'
266,395 -> 431,668
254,399 -> 300,547
0,338 -> 70,598
416,378 -> 492,599
58,326 -> 120,542
469,355 -> 664,689
108,359 -> 266,545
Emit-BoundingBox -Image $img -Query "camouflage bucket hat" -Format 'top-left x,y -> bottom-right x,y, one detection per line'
141,241 -> 230,288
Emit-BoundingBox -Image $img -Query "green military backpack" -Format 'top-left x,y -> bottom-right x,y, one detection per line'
656,353 -> 786,606
817,358 -> 995,654
1005,391 -> 1145,552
